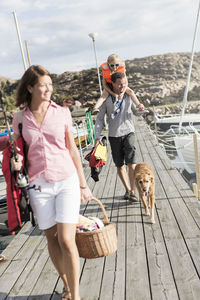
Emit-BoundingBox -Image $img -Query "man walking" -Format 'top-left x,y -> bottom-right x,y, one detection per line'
95,72 -> 138,202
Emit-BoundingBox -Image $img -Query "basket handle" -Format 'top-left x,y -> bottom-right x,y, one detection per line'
91,197 -> 110,224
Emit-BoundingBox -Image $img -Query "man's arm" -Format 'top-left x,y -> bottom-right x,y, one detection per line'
94,101 -> 107,145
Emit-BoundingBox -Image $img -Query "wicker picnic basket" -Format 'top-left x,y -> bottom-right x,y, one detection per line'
76,197 -> 118,259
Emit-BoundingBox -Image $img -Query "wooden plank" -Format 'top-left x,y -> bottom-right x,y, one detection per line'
51,277 -> 65,300
152,171 -> 200,294
0,226 -> 44,298
143,137 -> 200,240
148,132 -> 200,239
0,222 -> 38,276
125,201 -> 152,300
151,136 -> 200,227
138,120 -> 198,240
166,238 -> 200,300
111,176 -> 126,300
79,154 -> 114,299
8,237 -> 48,298
135,121 -> 179,300
0,120 -> 200,299
98,163 -> 119,299
136,120 -> 200,299
124,129 -> 151,300
28,257 -> 58,299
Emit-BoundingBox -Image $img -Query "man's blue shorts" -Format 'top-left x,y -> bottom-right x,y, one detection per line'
109,132 -> 136,167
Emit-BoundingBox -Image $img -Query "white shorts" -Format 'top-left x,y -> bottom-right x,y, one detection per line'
29,172 -> 80,230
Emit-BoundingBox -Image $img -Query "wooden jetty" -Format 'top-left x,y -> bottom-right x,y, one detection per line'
0,117 -> 200,299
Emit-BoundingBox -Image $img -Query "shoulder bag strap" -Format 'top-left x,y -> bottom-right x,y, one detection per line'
16,110 -> 23,137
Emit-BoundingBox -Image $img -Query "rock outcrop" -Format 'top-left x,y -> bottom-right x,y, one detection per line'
126,52 -> 200,106
2,52 -> 200,109
51,52 -> 200,107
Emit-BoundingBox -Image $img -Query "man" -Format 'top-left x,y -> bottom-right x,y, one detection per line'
95,72 -> 138,202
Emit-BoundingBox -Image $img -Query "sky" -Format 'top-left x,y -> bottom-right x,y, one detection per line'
0,0 -> 200,80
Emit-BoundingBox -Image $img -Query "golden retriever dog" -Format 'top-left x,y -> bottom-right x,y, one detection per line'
135,162 -> 155,224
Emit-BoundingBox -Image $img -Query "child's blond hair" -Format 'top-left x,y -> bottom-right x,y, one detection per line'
107,54 -> 121,64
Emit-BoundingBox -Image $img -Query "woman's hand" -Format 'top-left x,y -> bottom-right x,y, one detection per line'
11,153 -> 23,171
80,185 -> 93,203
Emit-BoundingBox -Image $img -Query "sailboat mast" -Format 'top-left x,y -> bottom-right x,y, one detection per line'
179,0 -> 200,132
25,40 -> 32,67
12,11 -> 27,71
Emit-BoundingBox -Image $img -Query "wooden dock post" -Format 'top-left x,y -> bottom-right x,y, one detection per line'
193,133 -> 200,200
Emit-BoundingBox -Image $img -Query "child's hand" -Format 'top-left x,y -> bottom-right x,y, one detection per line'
118,92 -> 125,101
136,103 -> 145,110
92,108 -> 99,115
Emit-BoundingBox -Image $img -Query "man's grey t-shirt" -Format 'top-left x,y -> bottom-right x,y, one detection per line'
95,94 -> 135,139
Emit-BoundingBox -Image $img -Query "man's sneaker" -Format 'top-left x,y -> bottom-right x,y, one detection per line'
129,192 -> 138,202
124,190 -> 130,200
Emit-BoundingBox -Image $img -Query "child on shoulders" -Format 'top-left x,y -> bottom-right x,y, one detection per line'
93,54 -> 146,114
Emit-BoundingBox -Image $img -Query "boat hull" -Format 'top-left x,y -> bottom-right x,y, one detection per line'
174,135 -> 200,174
156,121 -> 200,131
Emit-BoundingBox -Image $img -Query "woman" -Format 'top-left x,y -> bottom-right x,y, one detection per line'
11,65 -> 92,300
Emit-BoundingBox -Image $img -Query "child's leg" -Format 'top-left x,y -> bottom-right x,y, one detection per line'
93,89 -> 109,111
126,87 -> 144,110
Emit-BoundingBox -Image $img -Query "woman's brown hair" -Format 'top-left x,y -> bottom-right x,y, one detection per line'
16,65 -> 51,107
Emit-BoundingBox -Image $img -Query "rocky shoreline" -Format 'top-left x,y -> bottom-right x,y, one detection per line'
1,52 -> 200,113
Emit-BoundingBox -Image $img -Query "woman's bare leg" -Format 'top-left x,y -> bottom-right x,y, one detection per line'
45,224 -> 80,300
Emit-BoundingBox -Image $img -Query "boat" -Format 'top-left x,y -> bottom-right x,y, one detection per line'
153,1 -> 200,183
73,111 -> 95,147
154,113 -> 200,131
154,0 -> 200,133
170,1 -> 200,176
174,133 -> 200,174
73,122 -> 88,147
0,128 -> 13,137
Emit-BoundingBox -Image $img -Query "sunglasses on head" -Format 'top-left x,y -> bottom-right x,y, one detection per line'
109,63 -> 119,68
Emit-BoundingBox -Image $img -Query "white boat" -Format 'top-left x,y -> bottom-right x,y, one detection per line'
171,2 -> 200,175
155,1 -> 200,176
155,113 -> 200,131
154,1 -> 200,133
174,134 -> 200,174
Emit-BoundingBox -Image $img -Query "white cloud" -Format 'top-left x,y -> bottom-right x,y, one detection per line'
0,0 -> 199,79
33,36 -> 51,45
0,51 -> 7,57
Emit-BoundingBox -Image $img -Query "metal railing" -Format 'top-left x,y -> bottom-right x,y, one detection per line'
73,111 -> 95,162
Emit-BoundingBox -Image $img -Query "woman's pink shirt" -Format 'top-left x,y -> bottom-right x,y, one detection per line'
12,101 -> 76,182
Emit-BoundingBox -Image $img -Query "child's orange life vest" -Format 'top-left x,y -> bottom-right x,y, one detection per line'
100,62 -> 125,83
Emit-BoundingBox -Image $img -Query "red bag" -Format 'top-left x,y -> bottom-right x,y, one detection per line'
85,137 -> 107,182
2,137 -> 28,232
85,146 -> 106,168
